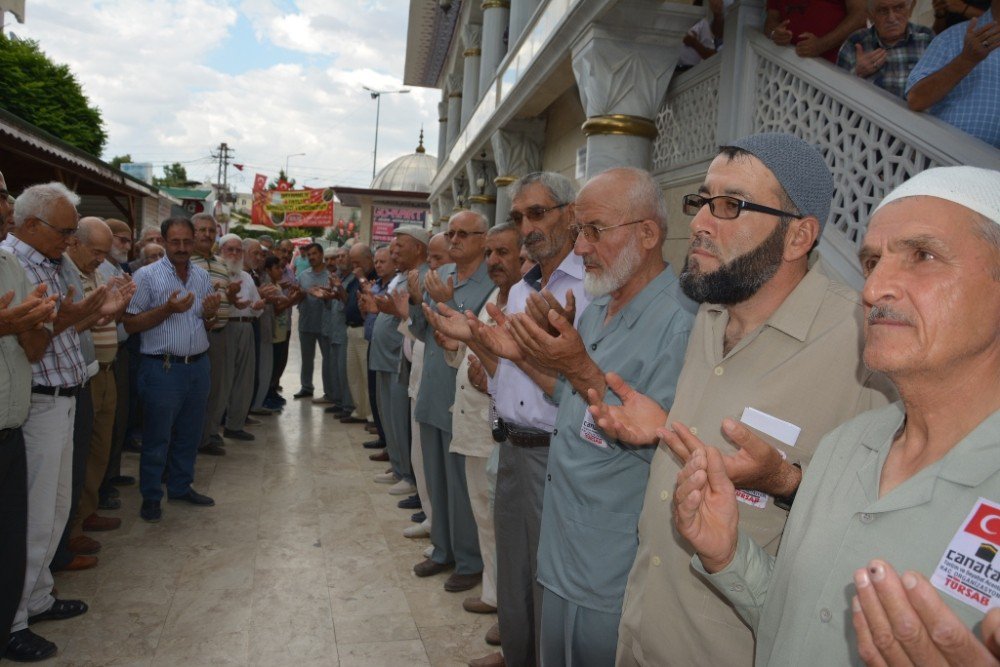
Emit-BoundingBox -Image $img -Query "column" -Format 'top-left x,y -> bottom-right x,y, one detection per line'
437,96 -> 449,169
571,0 -> 702,177
452,173 -> 470,212
461,24 -> 482,130
466,156 -> 498,227
490,119 -> 546,221
508,0 -> 540,51
479,0 -> 510,96
437,194 -> 454,231
716,0 -> 765,144
446,72 -> 464,151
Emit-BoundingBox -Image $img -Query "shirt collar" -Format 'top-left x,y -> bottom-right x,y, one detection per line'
595,266 -> 680,329
705,266 -> 834,343
1,234 -> 57,270
522,251 -> 585,291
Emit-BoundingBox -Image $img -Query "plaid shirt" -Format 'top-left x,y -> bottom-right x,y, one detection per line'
837,24 -> 935,99
0,235 -> 87,388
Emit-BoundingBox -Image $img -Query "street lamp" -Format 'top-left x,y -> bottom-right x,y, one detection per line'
285,152 -> 306,181
363,86 -> 410,180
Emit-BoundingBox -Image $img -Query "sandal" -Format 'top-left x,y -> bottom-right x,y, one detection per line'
27,598 -> 88,624
4,629 -> 57,662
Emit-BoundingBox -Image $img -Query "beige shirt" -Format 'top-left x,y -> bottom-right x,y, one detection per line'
0,249 -> 33,429
447,288 -> 498,459
618,267 -> 897,667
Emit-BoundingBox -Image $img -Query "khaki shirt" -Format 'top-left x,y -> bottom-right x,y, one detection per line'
190,253 -> 231,329
701,403 -> 1000,665
0,249 -> 33,429
619,268 -> 897,667
448,288 -> 499,459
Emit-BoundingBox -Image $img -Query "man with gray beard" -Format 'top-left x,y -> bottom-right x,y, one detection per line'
490,166 -> 696,664
581,134 -> 897,667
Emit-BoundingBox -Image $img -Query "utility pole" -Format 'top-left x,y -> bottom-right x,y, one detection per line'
211,142 -> 234,200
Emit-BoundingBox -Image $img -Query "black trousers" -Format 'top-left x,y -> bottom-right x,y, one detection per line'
366,344 -> 384,441
270,339 -> 290,391
50,384 -> 93,572
0,427 -> 27,651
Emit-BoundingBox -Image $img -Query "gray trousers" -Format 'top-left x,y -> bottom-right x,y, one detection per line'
252,313 -> 274,409
298,331 -> 329,395
106,343 -> 130,478
539,586 -> 619,667
375,370 -> 412,482
225,321 -> 254,431
201,328 -> 229,446
420,423 -> 482,575
495,440 -> 549,667
329,340 -> 351,410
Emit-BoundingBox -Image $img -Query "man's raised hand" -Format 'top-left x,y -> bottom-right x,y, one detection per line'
673,445 -> 739,573
585,372 -> 667,446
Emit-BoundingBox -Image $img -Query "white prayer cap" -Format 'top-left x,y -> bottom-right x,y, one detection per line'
874,166 -> 1000,225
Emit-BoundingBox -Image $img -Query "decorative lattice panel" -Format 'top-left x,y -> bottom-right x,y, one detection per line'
753,58 -> 938,251
653,70 -> 721,171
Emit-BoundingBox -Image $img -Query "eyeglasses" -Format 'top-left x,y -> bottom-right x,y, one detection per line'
33,216 -> 78,237
683,194 -> 801,220
506,203 -> 569,225
445,229 -> 486,241
569,219 -> 646,243
113,234 -> 133,245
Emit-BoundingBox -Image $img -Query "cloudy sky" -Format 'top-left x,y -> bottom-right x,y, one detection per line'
8,0 -> 439,190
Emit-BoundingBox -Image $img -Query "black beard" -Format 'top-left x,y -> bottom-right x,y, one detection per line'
679,219 -> 789,305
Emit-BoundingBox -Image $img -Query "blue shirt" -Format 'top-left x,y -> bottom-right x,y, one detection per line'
296,267 -> 330,335
127,256 -> 212,356
535,267 -> 695,614
906,10 -> 1000,147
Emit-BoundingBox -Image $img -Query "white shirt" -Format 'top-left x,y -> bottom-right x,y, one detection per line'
229,271 -> 262,319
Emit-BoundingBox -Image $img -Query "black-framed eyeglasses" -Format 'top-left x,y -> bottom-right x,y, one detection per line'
569,219 -> 646,243
33,215 -> 78,237
445,229 -> 485,241
506,203 -> 569,225
683,194 -> 801,220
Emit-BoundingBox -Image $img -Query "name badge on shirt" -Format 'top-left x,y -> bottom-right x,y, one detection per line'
580,410 -> 608,448
931,498 -> 1000,613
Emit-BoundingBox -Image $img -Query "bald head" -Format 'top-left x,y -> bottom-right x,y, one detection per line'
68,217 -> 113,274
428,232 -> 450,270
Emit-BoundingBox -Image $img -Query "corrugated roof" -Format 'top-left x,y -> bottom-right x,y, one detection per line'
161,187 -> 212,200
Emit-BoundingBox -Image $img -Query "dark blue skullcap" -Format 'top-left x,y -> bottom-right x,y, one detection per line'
728,133 -> 834,230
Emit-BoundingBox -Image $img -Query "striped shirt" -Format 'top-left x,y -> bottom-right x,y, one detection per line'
127,256 -> 212,356
69,259 -> 118,364
191,252 -> 231,329
0,235 -> 87,388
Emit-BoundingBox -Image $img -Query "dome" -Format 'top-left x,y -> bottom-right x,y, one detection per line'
370,130 -> 437,192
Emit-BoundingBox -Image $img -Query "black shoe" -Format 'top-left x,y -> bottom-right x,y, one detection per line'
105,486 -> 120,499
140,500 -> 161,522
98,496 -> 121,511
168,489 -> 215,506
5,628 -> 56,662
411,510 -> 426,523
198,442 -> 226,456
223,428 -> 255,441
398,495 -> 422,510
323,405 -> 344,414
363,439 -> 387,449
27,599 -> 88,624
110,475 -> 135,486
340,416 -> 366,424
293,390 -> 313,399
209,433 -> 224,445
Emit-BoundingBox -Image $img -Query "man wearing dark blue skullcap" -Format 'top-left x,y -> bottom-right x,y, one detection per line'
587,132 -> 899,667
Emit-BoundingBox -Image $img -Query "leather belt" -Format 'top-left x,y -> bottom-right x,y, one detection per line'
504,423 -> 551,448
142,352 -> 206,364
32,384 -> 82,398
231,317 -> 255,323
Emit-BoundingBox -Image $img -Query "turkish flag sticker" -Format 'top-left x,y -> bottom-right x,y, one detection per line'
963,501 -> 1000,545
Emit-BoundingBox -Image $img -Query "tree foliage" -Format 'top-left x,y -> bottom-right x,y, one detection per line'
0,35 -> 107,155
109,154 -> 132,170
152,162 -> 189,187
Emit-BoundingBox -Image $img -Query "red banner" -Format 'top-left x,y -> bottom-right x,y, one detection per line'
252,174 -> 334,228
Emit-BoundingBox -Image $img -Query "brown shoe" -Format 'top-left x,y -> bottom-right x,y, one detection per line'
369,451 -> 390,462
485,622 -> 500,646
82,513 -> 121,532
68,535 -> 101,555
64,555 -> 98,571
469,652 -> 505,667
444,571 -> 482,592
413,558 -> 454,577
462,596 -> 497,614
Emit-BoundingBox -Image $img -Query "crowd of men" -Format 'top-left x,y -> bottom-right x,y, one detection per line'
678,0 -> 999,147
2,125 -> 999,667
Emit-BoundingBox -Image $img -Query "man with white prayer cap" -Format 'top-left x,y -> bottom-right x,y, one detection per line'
673,166 -> 1000,666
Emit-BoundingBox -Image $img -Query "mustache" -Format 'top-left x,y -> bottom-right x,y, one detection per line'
689,235 -> 720,255
524,231 -> 546,246
867,304 -> 913,326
